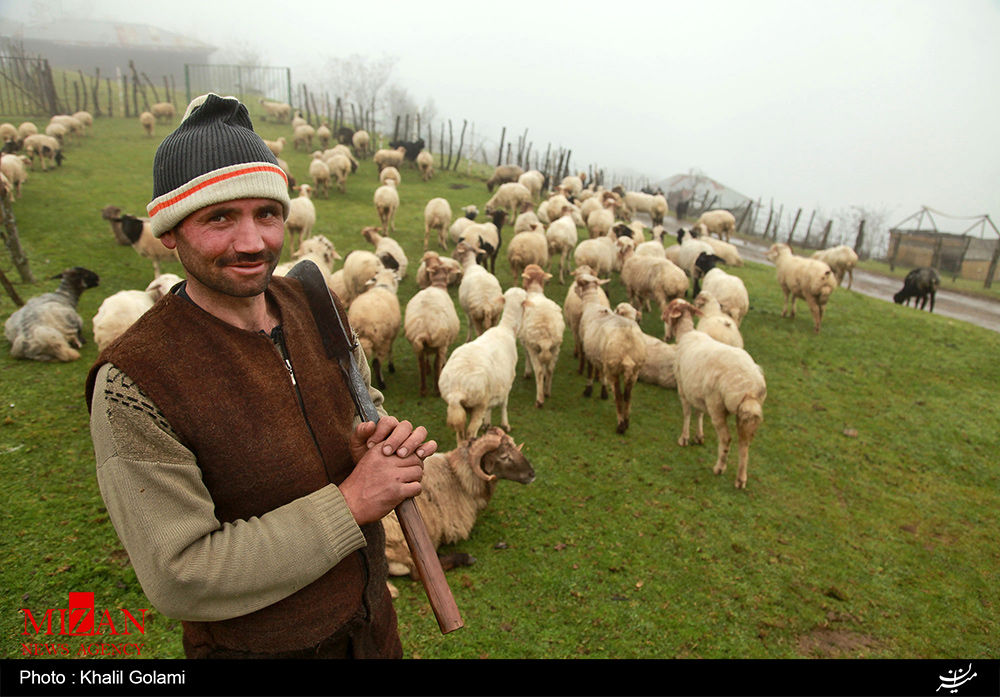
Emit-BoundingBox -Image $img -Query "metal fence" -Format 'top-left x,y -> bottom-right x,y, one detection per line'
184,64 -> 292,113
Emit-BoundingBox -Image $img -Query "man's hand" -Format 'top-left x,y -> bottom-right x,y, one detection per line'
340,417 -> 438,525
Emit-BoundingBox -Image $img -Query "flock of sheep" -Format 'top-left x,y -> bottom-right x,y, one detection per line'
1,105 -> 947,584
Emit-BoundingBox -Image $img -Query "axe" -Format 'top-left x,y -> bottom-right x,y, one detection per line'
287,259 -> 463,634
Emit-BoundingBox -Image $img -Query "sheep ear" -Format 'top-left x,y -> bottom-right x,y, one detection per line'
597,278 -> 610,286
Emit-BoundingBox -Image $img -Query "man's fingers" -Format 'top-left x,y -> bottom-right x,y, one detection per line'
379,420 -> 416,456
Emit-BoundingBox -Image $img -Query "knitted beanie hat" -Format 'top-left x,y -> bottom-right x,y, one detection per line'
147,93 -> 290,237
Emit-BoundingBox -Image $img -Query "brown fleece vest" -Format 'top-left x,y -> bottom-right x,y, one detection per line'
86,277 -> 399,657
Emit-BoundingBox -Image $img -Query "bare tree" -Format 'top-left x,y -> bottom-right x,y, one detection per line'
318,54 -> 398,134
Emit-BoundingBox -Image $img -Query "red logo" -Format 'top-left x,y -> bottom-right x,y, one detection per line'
21,592 -> 148,636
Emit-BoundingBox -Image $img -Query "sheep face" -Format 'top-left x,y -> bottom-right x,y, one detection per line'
479,430 -> 535,484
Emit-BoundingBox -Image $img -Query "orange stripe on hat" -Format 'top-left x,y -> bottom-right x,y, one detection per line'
149,164 -> 288,218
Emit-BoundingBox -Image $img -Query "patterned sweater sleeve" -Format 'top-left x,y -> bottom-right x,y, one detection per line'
89,362 -> 368,622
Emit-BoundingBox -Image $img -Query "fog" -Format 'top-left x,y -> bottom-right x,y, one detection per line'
5,0 -> 999,232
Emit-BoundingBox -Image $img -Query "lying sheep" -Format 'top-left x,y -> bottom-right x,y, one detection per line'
765,243 -> 837,333
381,427 -> 534,581
700,267 -> 749,326
455,241 -> 504,341
404,259 -> 461,396
692,291 -> 744,348
285,184 -> 316,251
893,267 -> 940,312
518,264 -> 565,408
100,205 -> 178,277
663,298 -> 766,489
811,244 -> 859,289
361,225 -> 407,279
348,269 -> 402,390
695,209 -> 737,241
374,180 -> 400,234
5,267 -> 100,361
92,273 -> 183,351
416,150 -> 435,181
637,334 -> 677,389
424,197 -> 453,249
439,287 -> 527,444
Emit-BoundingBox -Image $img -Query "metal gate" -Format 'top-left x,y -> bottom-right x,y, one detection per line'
184,64 -> 292,115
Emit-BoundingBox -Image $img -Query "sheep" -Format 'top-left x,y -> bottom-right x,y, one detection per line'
690,224 -> 744,267
415,251 -> 463,289
439,286 -> 527,444
811,244 -> 859,289
100,205 -> 178,276
0,122 -> 16,147
323,144 -> 358,173
5,267 -> 100,362
285,184 -> 316,251
373,146 -> 406,171
695,209 -> 737,241
259,99 -> 291,122
17,121 -> 38,144
388,138 -> 425,163
700,267 -> 749,326
448,206 -> 479,246
455,241 -> 504,341
361,225 -> 408,279
637,334 -> 677,389
572,231 -> 619,279
92,273 -> 183,351
507,224 -> 549,280
518,264 -> 565,408
675,228 -> 717,286
458,210 -> 507,274
352,129 -> 370,157
621,191 -> 668,225
544,207 -> 579,285
347,268 -> 401,390
692,291 -> 744,348
517,169 -> 546,200
325,152 -> 352,193
22,134 -> 62,170
293,124 -> 315,151
662,298 -> 766,489
291,112 -> 307,131
893,267 -> 941,312
424,197 -> 453,250
416,150 -> 435,181
44,121 -> 68,144
485,181 -> 533,222
619,243 -> 689,319
381,427 -> 534,582
404,259 -> 461,396
576,273 -> 647,434
139,111 -> 154,137
307,154 -> 331,197
150,102 -> 176,122
379,165 -> 401,187
765,243 -> 838,333
586,197 -> 618,239
263,136 -> 286,158
340,249 -> 385,308
373,180 -> 400,235
273,234 -> 341,282
0,153 -> 29,199
563,265 -> 609,374
486,164 -> 523,192
559,175 -> 584,197
513,201 -> 541,234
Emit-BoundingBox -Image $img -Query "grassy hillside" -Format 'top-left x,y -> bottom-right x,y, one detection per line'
2,112 -> 998,660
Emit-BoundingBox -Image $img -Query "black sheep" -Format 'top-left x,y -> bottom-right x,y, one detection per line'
388,138 -> 425,162
893,267 -> 940,312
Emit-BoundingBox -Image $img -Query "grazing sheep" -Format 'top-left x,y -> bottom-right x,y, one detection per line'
663,298 -> 766,489
0,122 -> 16,147
448,206 -> 478,246
765,243 -> 838,333
44,121 -> 68,144
576,274 -> 647,434
563,265 -> 609,372
424,197 -> 453,249
416,150 -> 435,181
485,181 -> 533,222
150,102 -> 176,122
0,153 -> 29,199
517,169 -> 545,200
507,224 -> 549,280
361,225 -> 408,279
5,267 -> 100,362
352,130 -> 370,157
486,164 -> 524,192
259,99 -> 291,122
17,121 -> 38,143
415,250 -> 463,289
381,428 -> 534,581
388,138 -> 425,163
513,201 -> 541,234
374,180 -> 400,235
690,224 -> 744,267
619,244 -> 689,319
373,146 -> 406,171
695,209 -> 737,241
348,269 -> 402,390
100,205 -> 178,277
404,260 -> 461,396
307,153 -> 331,197
458,210 -> 507,274
621,191 -> 668,225
316,123 -> 332,148
340,250 -> 385,308
293,124 -> 315,151
22,134 -> 62,170
379,165 -> 401,187
518,264 -> 565,407
439,286 -> 527,444
700,267 -> 749,326
692,291 -> 744,348
325,152 -> 352,193
324,144 -> 358,173
545,207 -> 579,284
893,267 -> 941,312
139,111 -> 155,137
811,244 -> 859,289
285,184 -> 316,251
92,273 -> 183,351
264,136 -> 286,157
455,241 -> 504,341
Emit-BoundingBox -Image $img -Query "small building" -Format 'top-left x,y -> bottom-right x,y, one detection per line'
651,171 -> 752,220
888,207 -> 999,286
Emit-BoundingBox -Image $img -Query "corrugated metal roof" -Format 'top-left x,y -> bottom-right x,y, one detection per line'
8,19 -> 214,52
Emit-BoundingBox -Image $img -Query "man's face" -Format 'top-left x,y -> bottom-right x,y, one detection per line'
161,198 -> 285,300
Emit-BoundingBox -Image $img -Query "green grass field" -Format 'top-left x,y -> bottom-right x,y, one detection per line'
2,111 -> 998,660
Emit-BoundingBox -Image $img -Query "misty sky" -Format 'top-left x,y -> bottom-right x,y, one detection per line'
5,0 -> 999,232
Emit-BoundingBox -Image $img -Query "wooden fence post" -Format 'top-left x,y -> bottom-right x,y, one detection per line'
786,208 -> 802,244
496,127 -> 506,167
1,197 -> 35,284
820,220 -> 832,248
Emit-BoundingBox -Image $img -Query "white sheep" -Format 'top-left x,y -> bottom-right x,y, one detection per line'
506,224 -> 549,280
695,209 -> 737,241
700,267 -> 749,326
324,144 -> 358,173
637,334 -> 677,389
691,224 -> 744,266
379,165 -> 401,187
675,228 -> 717,283
692,291 -> 744,348
374,180 -> 399,235
415,250 -> 463,289
150,102 -> 176,122
352,130 -> 370,157
307,154 -> 331,197
454,241 -> 504,341
416,150 -> 435,181
0,122 -> 16,147
585,197 -> 618,239
0,154 -> 29,199
486,164 -> 524,192
513,202 -> 541,234
765,243 -> 838,333
458,210 -> 506,274
662,298 -> 766,489
485,181 -> 533,221
563,265 -> 609,373
576,273 -> 647,434
811,245 -> 859,289
273,234 -> 341,282
285,184 -> 316,251
404,259 -> 461,396
325,152 -> 352,194
438,286 -> 527,444
17,121 -> 38,142
316,123 -> 332,148
340,249 -> 385,308
5,267 -> 100,362
621,191 -> 668,225
381,428 -> 533,582
348,268 -> 402,390
264,136 -> 286,157
139,111 -> 154,137
572,231 -> 619,279
517,170 -> 546,200
259,99 -> 291,122
518,264 -> 565,408
361,225 -> 408,279
92,273 -> 183,351
545,207 -> 579,284
22,133 -> 62,171
373,146 -> 406,171
448,206 -> 478,246
293,124 -> 315,151
619,243 -> 688,317
424,197 -> 453,250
